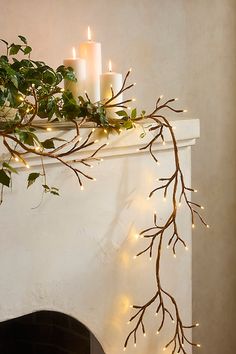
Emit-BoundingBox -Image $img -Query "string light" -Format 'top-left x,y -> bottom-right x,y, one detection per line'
162,141 -> 166,146
194,189 -> 198,193
197,344 -> 201,348
196,323 -> 200,327
183,109 -> 188,113
156,331 -> 159,335
174,98 -> 179,101
201,206 -> 205,210
94,139 -> 99,143
92,178 -> 96,181
14,157 -> 19,162
160,95 -> 164,99
163,347 -> 167,351
133,255 -> 137,260
25,164 -> 30,169
143,332 -> 146,337
132,98 -> 136,102
207,224 -> 210,228
185,246 -> 189,251
60,88 -> 65,92
92,128 -> 96,132
192,224 -> 195,229
103,129 -> 108,134
178,202 -> 182,207
46,127 -> 52,132
80,186 -> 84,191
123,347 -> 126,352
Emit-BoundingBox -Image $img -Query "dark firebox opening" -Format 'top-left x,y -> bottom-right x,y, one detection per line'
0,310 -> 103,354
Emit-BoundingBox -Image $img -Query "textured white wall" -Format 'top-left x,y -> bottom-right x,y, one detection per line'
0,1 -> 235,354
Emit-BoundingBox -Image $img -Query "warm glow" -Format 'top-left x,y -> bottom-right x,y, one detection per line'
87,26 -> 92,40
109,60 -> 112,72
72,47 -> 76,59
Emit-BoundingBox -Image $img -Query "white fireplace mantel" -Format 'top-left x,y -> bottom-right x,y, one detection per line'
0,119 -> 199,354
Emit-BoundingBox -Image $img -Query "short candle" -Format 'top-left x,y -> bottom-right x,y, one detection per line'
100,60 -> 123,118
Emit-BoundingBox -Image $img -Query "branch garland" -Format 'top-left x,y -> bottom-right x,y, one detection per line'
0,36 -> 208,353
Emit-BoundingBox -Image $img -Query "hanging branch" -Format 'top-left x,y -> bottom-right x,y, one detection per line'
124,97 -> 208,353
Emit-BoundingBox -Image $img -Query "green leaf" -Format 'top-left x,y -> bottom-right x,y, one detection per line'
50,190 -> 59,196
17,131 -> 34,146
11,75 -> 18,88
18,35 -> 27,44
42,184 -> 50,192
23,46 -> 32,55
9,44 -> 21,55
2,162 -> 18,174
27,172 -> 40,188
0,169 -> 10,187
41,139 -> 55,149
123,120 -> 133,130
131,108 -> 137,120
115,110 -> 128,117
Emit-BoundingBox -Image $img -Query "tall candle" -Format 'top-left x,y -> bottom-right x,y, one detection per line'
100,60 -> 123,118
63,48 -> 86,100
79,26 -> 102,102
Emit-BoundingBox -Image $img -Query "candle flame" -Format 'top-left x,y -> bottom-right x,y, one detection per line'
88,26 -> 92,41
109,60 -> 112,72
72,47 -> 76,59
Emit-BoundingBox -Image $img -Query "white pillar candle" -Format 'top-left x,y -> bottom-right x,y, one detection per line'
79,26 -> 102,103
63,48 -> 86,100
100,60 -> 123,118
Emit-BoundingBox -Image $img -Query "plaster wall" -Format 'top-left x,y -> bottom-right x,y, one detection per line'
0,1 -> 235,353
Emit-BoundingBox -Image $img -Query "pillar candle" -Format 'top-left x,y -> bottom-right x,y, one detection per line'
79,26 -> 102,102
63,48 -> 86,100
100,60 -> 123,118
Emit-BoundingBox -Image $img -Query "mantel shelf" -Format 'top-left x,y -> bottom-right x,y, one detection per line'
0,119 -> 199,168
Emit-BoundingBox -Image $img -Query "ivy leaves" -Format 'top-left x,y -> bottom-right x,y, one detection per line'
1,35 -> 32,57
0,162 -> 18,187
0,169 -> 10,187
27,174 -> 59,197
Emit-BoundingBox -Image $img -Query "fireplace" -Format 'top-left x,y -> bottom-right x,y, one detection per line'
0,120 -> 199,353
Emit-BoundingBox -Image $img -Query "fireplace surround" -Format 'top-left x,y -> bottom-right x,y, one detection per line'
0,119 -> 199,354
